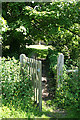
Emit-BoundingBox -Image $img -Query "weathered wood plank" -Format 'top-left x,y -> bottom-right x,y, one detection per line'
66,69 -> 78,73
35,60 -> 37,103
20,54 -> 42,111
0,42 -> 2,57
57,53 -> 64,88
38,61 -> 42,112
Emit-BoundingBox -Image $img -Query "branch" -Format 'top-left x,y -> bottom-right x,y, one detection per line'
60,26 -> 80,37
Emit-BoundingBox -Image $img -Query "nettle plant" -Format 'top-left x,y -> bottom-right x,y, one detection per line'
1,57 -> 34,111
55,65 -> 80,112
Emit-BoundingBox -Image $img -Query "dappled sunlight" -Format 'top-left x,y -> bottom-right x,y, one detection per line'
1,1 -> 80,118
26,45 -> 53,50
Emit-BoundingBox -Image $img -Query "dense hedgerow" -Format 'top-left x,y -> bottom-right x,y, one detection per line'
1,57 -> 34,112
55,66 -> 80,114
46,48 -> 58,78
46,48 -> 80,116
46,48 -> 59,95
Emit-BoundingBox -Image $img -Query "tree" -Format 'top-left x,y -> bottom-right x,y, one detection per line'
2,1 -> 80,62
0,17 -> 8,56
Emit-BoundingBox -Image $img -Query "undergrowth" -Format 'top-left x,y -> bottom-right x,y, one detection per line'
46,48 -> 80,118
0,57 -> 56,118
1,57 -> 39,118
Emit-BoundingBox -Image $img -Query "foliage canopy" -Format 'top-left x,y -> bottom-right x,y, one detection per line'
2,1 -> 80,58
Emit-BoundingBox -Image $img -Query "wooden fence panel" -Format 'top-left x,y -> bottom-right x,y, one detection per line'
20,54 -> 42,111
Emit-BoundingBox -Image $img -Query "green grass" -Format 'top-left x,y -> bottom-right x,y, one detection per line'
0,101 -> 55,118
1,100 -> 65,118
2,99 -> 79,118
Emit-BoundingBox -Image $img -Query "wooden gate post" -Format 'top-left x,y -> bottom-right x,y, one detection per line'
57,53 -> 64,88
0,42 -> 2,57
20,54 -> 26,74
20,54 -> 24,71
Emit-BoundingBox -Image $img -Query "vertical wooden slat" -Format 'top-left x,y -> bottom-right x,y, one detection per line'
29,58 -> 30,76
27,58 -> 30,80
20,54 -> 24,74
29,58 -> 31,79
35,60 -> 37,103
20,54 -> 42,111
0,42 -> 2,57
37,61 -> 39,104
37,60 -> 40,105
34,59 -> 36,103
37,61 -> 40,105
39,61 -> 42,112
31,59 -> 33,82
33,59 -> 35,102
31,58 -> 32,80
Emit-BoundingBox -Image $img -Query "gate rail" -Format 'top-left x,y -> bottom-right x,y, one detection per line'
20,54 -> 42,111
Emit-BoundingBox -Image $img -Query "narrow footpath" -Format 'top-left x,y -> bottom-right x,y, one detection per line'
41,59 -> 55,100
39,58 -> 67,118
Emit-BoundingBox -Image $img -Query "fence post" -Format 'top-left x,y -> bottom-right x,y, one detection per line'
57,53 -> 64,88
20,54 -> 23,67
78,56 -> 80,81
0,42 -> 2,57
20,54 -> 25,75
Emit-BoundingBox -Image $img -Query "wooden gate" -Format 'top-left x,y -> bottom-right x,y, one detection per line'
20,54 -> 42,111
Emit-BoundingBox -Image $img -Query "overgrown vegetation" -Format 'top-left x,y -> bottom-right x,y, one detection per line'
1,0 -> 80,118
46,48 -> 80,118
1,57 -> 35,118
0,57 -> 56,118
46,48 -> 58,77
55,69 -> 80,118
